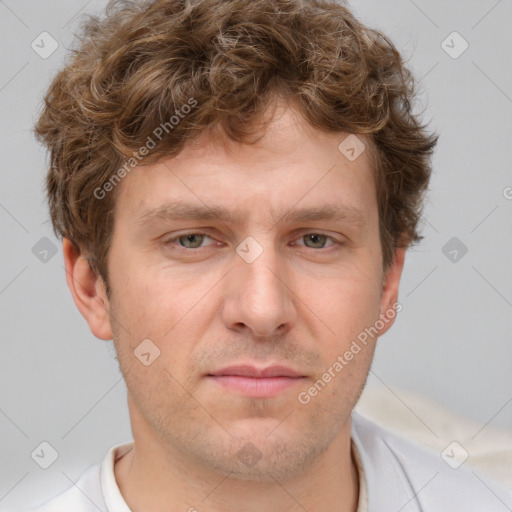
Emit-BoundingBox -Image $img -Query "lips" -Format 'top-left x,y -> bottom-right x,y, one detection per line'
208,365 -> 303,378
206,364 -> 306,398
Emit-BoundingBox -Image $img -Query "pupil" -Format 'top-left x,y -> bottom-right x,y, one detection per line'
181,234 -> 203,248
308,234 -> 325,248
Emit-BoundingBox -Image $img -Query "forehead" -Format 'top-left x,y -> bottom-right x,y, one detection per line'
113,105 -> 377,228
175,104 -> 375,172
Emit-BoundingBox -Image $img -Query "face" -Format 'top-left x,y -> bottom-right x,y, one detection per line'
85,104 -> 403,481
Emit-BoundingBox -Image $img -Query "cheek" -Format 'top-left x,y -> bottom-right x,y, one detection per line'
109,249 -> 172,331
299,268 -> 383,386
302,277 -> 381,408
108,261 -> 209,381
305,264 -> 382,330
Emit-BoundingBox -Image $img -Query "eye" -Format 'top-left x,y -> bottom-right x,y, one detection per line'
162,231 -> 340,253
295,233 -> 337,249
164,232 -> 214,249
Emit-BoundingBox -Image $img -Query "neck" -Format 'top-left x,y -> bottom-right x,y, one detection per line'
114,421 -> 359,512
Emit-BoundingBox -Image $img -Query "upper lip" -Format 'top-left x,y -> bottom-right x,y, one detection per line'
208,364 -> 304,378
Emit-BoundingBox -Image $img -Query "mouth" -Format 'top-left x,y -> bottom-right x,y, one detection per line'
206,364 -> 307,398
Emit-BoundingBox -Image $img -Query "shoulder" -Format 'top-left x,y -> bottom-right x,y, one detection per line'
351,412 -> 512,512
23,464 -> 103,512
23,441 -> 133,512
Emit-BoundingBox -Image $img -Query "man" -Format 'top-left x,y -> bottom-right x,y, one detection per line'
30,0 -> 512,510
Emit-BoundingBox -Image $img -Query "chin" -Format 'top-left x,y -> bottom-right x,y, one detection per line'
196,427 -> 333,482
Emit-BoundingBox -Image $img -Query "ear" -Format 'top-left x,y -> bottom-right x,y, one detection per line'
62,238 -> 113,340
377,247 -> 406,337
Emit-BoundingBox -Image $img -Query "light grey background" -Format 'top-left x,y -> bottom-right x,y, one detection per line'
1,0 -> 511,510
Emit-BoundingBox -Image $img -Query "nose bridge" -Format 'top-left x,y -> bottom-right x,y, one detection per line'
241,244 -> 282,302
224,234 -> 296,336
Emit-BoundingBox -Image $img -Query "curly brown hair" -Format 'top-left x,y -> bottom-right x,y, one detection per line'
34,0 -> 438,290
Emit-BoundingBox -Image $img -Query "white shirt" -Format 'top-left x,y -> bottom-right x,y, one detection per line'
25,412 -> 511,512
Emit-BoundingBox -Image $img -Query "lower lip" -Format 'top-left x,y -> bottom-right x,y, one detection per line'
207,375 -> 305,398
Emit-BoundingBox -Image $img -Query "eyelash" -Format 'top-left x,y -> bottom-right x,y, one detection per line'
162,231 -> 342,253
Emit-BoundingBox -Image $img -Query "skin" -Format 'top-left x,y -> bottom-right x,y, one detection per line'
64,102 -> 405,512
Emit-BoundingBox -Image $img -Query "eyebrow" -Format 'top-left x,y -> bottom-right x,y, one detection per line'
135,200 -> 366,230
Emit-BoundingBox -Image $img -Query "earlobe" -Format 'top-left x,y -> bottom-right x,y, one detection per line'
62,238 -> 113,341
377,247 -> 406,337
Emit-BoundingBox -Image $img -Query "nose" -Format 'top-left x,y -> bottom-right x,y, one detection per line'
221,242 -> 298,338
